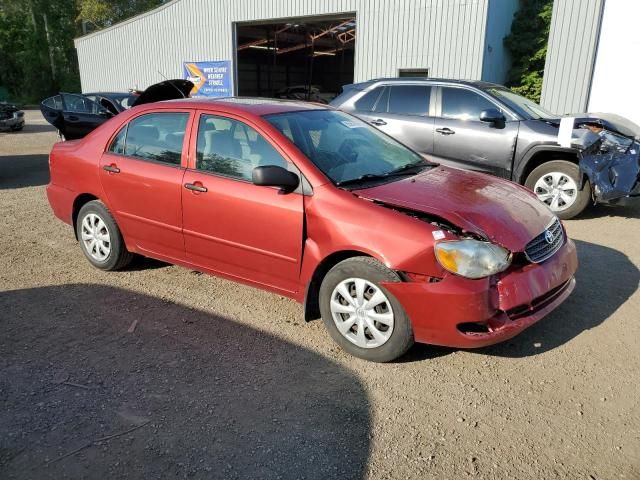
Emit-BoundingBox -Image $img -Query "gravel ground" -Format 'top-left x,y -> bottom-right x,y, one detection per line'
1,111 -> 639,479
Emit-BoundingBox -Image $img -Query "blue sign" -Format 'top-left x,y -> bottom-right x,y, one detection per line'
183,60 -> 232,97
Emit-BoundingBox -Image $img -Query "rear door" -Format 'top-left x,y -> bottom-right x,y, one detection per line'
354,84 -> 436,156
181,111 -> 304,294
432,86 -> 519,177
99,110 -> 192,261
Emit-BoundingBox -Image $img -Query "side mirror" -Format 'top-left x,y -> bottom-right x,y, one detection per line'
252,165 -> 299,192
479,108 -> 506,125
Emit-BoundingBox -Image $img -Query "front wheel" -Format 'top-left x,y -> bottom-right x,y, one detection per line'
319,257 -> 414,362
525,160 -> 591,219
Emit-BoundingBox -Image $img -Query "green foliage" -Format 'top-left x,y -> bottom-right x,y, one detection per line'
0,0 -> 164,104
504,0 -> 554,103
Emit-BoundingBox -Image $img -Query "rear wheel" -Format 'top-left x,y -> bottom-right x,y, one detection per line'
319,257 -> 414,362
76,201 -> 133,271
525,160 -> 591,219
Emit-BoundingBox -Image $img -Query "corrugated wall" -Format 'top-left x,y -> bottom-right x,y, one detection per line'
540,0 -> 604,114
75,0 -> 491,92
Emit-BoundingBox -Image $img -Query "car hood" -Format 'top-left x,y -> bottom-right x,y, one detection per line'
131,79 -> 194,107
352,166 -> 555,252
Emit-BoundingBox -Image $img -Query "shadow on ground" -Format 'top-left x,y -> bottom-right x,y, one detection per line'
405,239 -> 639,360
0,284 -> 371,480
578,201 -> 640,220
0,154 -> 50,189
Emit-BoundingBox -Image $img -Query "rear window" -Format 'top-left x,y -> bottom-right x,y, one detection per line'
387,85 -> 431,116
354,87 -> 384,112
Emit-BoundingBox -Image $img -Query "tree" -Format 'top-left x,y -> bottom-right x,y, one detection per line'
0,0 -> 165,103
504,0 -> 553,103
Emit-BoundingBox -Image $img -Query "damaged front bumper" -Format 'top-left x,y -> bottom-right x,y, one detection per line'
571,123 -> 640,205
381,239 -> 578,348
580,140 -> 640,205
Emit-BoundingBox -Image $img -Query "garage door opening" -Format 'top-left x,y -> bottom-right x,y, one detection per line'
235,14 -> 356,103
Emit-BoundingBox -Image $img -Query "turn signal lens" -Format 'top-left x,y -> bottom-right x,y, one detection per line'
434,240 -> 511,279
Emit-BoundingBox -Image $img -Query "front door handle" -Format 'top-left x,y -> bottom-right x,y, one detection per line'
184,182 -> 207,193
370,119 -> 387,126
102,164 -> 120,174
436,127 -> 455,135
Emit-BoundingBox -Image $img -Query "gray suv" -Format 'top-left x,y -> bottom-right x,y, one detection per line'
331,78 -> 636,219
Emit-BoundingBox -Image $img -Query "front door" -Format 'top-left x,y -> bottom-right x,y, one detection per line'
432,86 -> 519,178
181,112 -> 304,294
99,111 -> 192,261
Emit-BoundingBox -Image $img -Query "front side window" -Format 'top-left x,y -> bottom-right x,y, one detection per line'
61,94 -> 101,114
441,88 -> 497,121
265,110 -> 427,186
196,114 -> 288,181
124,112 -> 189,165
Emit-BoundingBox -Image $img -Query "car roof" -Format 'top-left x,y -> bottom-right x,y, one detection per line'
353,77 -> 503,90
150,97 -> 329,116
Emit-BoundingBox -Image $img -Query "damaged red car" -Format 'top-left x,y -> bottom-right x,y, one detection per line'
46,98 -> 578,362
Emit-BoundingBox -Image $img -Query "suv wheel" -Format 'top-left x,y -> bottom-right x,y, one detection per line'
525,160 -> 591,219
319,257 -> 414,362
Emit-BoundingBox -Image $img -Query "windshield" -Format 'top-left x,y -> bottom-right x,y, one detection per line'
487,87 -> 556,120
264,110 -> 426,186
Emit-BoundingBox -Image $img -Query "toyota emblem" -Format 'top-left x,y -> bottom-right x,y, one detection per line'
544,230 -> 554,244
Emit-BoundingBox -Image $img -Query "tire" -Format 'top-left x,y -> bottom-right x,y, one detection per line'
76,200 -> 133,271
525,160 -> 591,220
319,257 -> 414,362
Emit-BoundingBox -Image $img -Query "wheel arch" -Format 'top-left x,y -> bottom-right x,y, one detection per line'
303,250 -> 376,322
71,193 -> 100,240
515,146 -> 580,184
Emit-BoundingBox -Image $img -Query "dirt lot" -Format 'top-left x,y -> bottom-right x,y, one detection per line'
1,110 -> 639,479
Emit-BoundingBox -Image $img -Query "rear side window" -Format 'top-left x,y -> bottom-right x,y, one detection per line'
354,87 -> 384,112
387,85 -> 431,116
195,114 -> 288,181
123,112 -> 189,165
108,126 -> 127,155
441,88 -> 497,121
61,94 -> 101,114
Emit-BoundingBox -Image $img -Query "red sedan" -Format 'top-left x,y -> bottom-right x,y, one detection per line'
46,98 -> 577,362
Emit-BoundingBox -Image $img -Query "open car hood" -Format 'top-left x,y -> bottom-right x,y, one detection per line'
131,79 -> 193,107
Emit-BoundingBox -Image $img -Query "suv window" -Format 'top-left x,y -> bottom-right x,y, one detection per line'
387,85 -> 431,116
354,86 -> 384,112
123,112 -> 189,165
441,87 -> 497,121
196,114 -> 288,181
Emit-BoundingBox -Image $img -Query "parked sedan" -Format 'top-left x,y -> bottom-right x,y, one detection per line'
40,79 -> 193,140
46,98 -> 577,362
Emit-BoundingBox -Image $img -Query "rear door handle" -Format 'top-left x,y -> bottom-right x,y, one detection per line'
370,119 -> 387,126
68,115 -> 79,122
184,182 -> 207,193
102,164 -> 120,173
436,127 -> 455,135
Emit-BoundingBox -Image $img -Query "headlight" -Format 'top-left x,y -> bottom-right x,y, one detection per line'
434,239 -> 511,279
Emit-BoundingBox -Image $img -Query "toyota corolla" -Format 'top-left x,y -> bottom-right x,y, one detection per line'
46,98 -> 578,362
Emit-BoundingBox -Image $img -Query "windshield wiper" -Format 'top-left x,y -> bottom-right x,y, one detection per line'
336,161 -> 430,187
